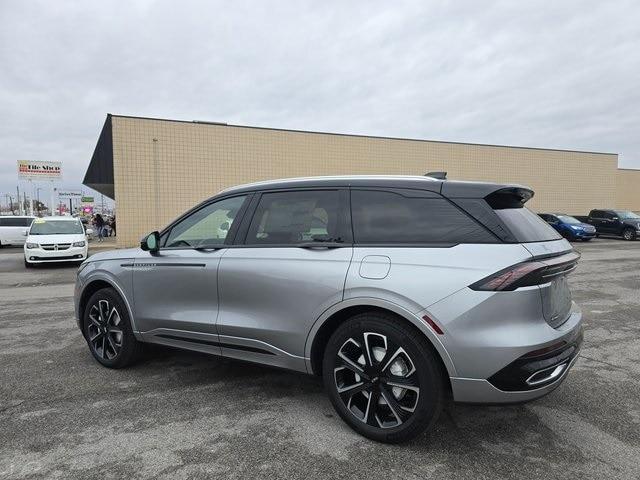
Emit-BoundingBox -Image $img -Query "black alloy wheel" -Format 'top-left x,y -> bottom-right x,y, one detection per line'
622,228 -> 636,241
323,312 -> 444,443
83,288 -> 141,368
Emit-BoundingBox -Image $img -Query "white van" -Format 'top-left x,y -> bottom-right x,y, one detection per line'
0,216 -> 35,246
24,217 -> 92,267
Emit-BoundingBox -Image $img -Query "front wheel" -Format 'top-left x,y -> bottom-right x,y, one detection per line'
24,259 -> 33,269
622,228 -> 636,241
323,312 -> 444,443
83,288 -> 141,368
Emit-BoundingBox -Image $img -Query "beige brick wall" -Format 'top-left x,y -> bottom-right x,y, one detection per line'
112,116 -> 620,247
616,169 -> 640,212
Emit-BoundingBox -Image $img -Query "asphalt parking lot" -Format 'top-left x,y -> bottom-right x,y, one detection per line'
1,239 -> 639,479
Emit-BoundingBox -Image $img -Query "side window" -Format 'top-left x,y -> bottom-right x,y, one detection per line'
164,196 -> 247,248
21,218 -> 35,227
1,217 -> 24,227
351,190 -> 496,244
602,211 -> 615,220
591,210 -> 604,219
245,190 -> 342,245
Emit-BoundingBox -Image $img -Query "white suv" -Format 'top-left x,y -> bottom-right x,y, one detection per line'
24,217 -> 92,268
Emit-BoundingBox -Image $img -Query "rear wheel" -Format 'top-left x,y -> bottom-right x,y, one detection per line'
323,312 -> 444,443
83,288 -> 141,368
622,228 -> 636,241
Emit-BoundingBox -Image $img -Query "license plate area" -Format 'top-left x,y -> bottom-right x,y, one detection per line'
540,275 -> 572,328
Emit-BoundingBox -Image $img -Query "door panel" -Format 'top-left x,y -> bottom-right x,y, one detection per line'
131,249 -> 224,335
217,246 -> 352,358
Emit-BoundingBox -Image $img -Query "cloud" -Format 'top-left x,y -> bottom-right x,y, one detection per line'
1,0 -> 638,203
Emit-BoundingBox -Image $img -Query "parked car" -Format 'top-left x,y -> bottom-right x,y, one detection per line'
0,216 -> 35,247
24,216 -> 92,268
575,209 -> 640,240
539,213 -> 596,241
74,176 -> 583,443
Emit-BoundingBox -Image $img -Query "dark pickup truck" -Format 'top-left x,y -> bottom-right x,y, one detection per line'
575,209 -> 640,240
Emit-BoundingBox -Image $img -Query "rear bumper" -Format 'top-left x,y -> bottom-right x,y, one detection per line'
449,316 -> 583,404
450,349 -> 580,404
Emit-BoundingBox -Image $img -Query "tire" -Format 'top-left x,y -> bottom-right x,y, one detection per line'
24,259 -> 33,268
322,312 -> 444,443
83,287 -> 141,368
622,228 -> 636,241
582,238 -> 592,242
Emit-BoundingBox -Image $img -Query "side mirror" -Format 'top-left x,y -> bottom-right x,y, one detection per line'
141,231 -> 160,252
23,229 -> 29,236
85,228 -> 94,235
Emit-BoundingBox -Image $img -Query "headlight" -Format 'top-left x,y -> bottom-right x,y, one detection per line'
26,242 -> 38,249
72,241 -> 86,247
570,225 -> 581,230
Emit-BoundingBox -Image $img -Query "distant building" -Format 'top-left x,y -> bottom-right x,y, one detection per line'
84,114 -> 638,247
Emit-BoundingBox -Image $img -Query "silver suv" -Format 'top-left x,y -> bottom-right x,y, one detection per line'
75,176 -> 583,443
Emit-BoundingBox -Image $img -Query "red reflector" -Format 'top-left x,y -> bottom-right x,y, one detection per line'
422,315 -> 444,335
521,341 -> 567,358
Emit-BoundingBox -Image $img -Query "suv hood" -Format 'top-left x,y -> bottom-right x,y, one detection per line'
86,247 -> 139,262
27,233 -> 86,244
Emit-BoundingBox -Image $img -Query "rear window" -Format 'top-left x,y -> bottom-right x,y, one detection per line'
493,207 -> 561,242
351,190 -> 496,244
0,217 -> 33,227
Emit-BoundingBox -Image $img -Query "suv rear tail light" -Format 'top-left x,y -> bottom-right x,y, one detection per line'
470,251 -> 580,292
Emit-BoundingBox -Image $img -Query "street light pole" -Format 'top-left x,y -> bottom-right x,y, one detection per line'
36,187 -> 42,216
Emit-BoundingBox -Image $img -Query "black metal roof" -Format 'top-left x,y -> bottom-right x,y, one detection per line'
217,175 -> 532,199
83,115 -> 114,199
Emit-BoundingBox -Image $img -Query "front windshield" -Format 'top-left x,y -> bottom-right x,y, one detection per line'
557,215 -> 581,224
614,210 -> 640,219
29,219 -> 85,235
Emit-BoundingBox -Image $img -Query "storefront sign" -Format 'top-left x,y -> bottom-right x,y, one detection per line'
17,160 -> 62,180
58,191 -> 82,199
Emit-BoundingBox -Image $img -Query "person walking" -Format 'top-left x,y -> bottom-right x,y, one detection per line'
94,214 -> 105,242
110,216 -> 116,237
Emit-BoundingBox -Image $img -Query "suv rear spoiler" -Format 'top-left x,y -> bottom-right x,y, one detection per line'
441,182 -> 534,202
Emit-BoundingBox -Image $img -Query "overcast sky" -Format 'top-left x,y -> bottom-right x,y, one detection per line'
1,0 -> 639,207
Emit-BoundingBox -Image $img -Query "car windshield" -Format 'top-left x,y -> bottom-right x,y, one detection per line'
29,219 -> 84,235
557,215 -> 581,224
614,210 -> 640,219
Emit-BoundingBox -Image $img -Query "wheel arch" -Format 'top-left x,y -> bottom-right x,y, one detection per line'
77,276 -> 138,336
305,298 -> 457,380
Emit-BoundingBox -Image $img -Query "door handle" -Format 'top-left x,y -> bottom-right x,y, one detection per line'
194,246 -> 223,252
297,242 -> 344,249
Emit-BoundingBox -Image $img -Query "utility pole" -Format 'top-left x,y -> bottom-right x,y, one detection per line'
28,180 -> 34,216
36,187 -> 42,216
17,185 -> 23,215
